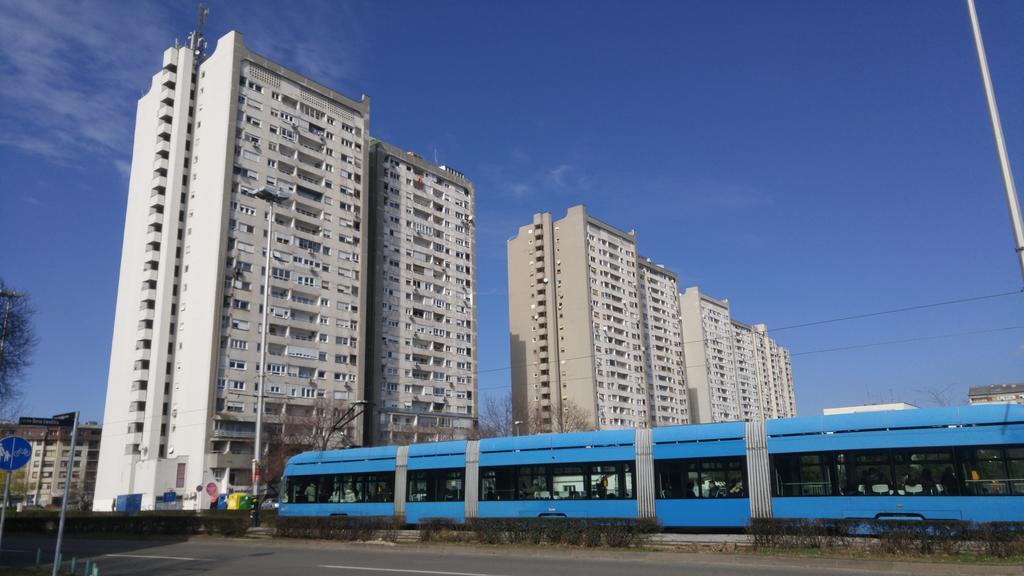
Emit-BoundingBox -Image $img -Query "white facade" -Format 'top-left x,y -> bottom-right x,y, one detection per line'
96,30 -> 475,510
679,287 -> 797,423
369,142 -> 477,444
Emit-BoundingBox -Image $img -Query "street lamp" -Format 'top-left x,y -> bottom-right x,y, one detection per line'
252,186 -> 291,528
513,421 -> 524,437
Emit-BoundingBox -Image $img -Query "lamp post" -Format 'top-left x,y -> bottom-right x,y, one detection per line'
966,0 -> 1024,285
252,186 -> 291,528
513,421 -> 523,437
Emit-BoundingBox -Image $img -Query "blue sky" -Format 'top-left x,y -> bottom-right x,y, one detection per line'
0,0 -> 1021,423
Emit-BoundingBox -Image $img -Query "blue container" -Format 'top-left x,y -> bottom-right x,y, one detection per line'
115,493 -> 143,514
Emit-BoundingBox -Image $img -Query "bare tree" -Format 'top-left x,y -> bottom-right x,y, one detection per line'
527,398 -> 596,434
281,397 -> 360,452
0,281 -> 37,414
262,398 -> 363,493
477,392 -> 514,438
914,382 -> 961,407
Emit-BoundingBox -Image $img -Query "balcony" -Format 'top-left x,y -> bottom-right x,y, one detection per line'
151,175 -> 167,196
159,69 -> 176,89
155,140 -> 171,158
138,308 -> 155,321
156,122 -> 172,140
158,86 -> 175,105
212,428 -> 255,439
157,105 -> 174,122
153,157 -> 169,176
129,387 -> 147,403
132,368 -> 149,382
147,211 -> 164,227
135,348 -> 151,362
143,251 -> 161,265
145,230 -> 162,245
127,432 -> 143,445
136,327 -> 153,341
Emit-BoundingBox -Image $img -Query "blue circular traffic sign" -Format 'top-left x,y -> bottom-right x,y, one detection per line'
0,436 -> 32,471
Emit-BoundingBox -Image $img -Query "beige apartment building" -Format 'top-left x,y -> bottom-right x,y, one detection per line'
96,28 -> 475,510
0,423 -> 101,508
509,206 -> 795,433
679,287 -> 796,423
368,142 -> 477,444
508,206 -> 682,433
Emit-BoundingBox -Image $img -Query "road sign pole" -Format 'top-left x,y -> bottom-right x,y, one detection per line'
0,471 -> 11,557
51,412 -> 78,576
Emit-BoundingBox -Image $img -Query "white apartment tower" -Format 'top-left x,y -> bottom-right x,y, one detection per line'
368,141 -> 477,444
638,260 -> 689,426
96,29 -> 475,510
508,206 -> 687,432
679,287 -> 796,423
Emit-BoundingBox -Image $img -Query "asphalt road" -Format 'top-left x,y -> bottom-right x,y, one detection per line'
2,536 -> 1021,576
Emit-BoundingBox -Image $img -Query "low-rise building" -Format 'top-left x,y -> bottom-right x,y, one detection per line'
968,383 -> 1024,405
823,403 -> 917,415
0,422 -> 101,508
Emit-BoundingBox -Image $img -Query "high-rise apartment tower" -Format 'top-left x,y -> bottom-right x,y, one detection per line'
508,206 -> 795,433
679,287 -> 796,423
508,206 -> 688,432
96,29 -> 475,510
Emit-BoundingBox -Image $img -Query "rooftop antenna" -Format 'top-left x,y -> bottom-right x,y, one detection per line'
187,3 -> 210,58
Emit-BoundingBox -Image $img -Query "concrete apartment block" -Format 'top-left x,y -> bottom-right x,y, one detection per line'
0,423 -> 101,509
96,30 -> 476,510
367,142 -> 477,444
679,287 -> 796,423
509,206 -> 683,433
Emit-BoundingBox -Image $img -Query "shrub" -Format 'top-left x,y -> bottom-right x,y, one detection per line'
461,517 -> 657,548
976,522 -> 1024,559
274,516 -> 399,541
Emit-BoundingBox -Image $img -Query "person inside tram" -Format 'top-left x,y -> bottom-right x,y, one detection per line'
728,479 -> 744,496
919,468 -> 937,495
941,466 -> 957,495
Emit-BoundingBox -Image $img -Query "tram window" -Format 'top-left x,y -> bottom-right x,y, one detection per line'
655,457 -> 746,499
959,446 -> 1024,496
892,449 -> 957,496
480,462 -> 636,501
284,472 -> 395,504
287,475 -> 320,503
837,451 -> 893,496
480,467 -> 515,501
408,469 -> 465,502
517,466 -> 549,499
552,466 -> 585,500
773,453 -> 832,496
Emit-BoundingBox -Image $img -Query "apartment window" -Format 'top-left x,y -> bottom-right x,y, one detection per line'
229,339 -> 248,350
228,360 -> 247,370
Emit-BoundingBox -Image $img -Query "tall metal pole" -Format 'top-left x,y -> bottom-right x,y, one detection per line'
0,471 -> 11,558
253,199 -> 275,528
966,0 -> 1024,285
51,412 -> 78,576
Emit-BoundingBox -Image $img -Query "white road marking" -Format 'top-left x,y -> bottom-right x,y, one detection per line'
320,566 -> 507,576
103,553 -> 208,561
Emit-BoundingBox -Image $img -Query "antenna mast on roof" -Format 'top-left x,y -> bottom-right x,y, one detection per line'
187,3 -> 210,59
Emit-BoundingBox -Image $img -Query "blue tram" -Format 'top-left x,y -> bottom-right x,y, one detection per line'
280,405 -> 1024,527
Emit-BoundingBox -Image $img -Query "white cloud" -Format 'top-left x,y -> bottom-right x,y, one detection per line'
0,1 -> 176,166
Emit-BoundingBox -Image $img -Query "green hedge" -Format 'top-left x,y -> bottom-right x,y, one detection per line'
749,518 -> 1024,558
3,513 -> 250,537
274,516 -> 401,541
419,517 -> 659,548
